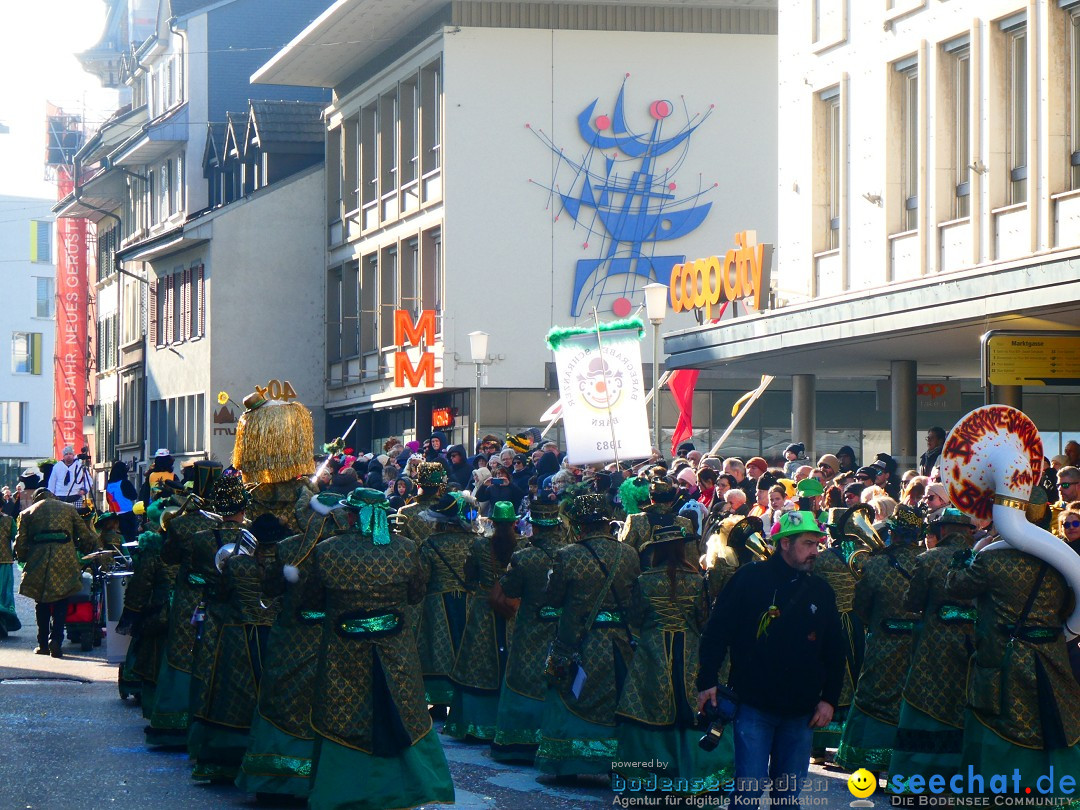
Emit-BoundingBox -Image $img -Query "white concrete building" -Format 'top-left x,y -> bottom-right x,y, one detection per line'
256,0 -> 779,453
666,0 -> 1080,466
0,197 -> 57,484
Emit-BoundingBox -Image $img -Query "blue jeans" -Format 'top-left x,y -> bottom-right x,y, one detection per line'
731,703 -> 813,807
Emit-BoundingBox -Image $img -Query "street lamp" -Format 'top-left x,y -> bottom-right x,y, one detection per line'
643,283 -> 668,457
468,330 -> 490,450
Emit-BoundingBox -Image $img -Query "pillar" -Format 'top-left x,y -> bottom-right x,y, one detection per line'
791,374 -> 816,460
988,385 -> 1022,410
891,360 -> 918,469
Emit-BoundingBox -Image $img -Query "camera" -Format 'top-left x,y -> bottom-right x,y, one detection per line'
696,685 -> 739,752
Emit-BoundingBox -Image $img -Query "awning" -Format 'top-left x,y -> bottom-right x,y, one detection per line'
111,104 -> 188,167
663,249 -> 1080,380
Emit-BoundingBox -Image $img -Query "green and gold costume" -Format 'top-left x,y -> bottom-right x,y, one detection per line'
945,547 -> 1080,795
122,528 -> 179,714
888,532 -> 976,785
836,542 -> 922,773
444,533 -> 517,742
237,504 -> 350,799
14,491 -> 99,604
537,529 -> 640,776
249,479 -> 315,533
304,522 -> 454,810
145,508 -> 220,747
189,523 -> 278,782
615,565 -> 733,790
618,508 -> 696,563
493,524 -> 565,761
0,513 -> 21,634
415,522 -> 472,705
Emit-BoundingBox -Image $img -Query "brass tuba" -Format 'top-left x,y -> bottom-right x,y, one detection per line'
161,491 -> 211,532
841,503 -> 885,578
942,405 -> 1080,640
214,527 -> 258,573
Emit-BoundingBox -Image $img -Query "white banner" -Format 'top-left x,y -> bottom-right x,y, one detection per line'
552,326 -> 652,465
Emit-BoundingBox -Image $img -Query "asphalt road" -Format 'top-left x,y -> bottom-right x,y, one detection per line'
0,573 -> 890,809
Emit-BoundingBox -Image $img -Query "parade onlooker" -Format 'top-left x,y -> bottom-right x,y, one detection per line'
1056,466 -> 1080,503
388,476 -> 415,510
0,507 -> 20,638
48,445 -> 90,504
783,443 -> 807,479
900,476 -> 927,508
836,445 -> 858,474
697,511 -> 843,808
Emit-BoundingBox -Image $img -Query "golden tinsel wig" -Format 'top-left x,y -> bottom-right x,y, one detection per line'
232,400 -> 314,484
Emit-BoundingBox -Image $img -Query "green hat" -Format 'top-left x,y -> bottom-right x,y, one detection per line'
94,511 -> 119,527
491,501 -> 517,523
210,471 -> 250,516
565,492 -> 611,524
417,462 -> 448,488
935,507 -> 974,528
342,487 -> 392,545
887,504 -> 924,535
772,510 -> 824,542
796,478 -> 824,498
640,519 -> 687,552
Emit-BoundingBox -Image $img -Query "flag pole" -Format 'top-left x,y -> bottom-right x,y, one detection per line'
707,375 -> 775,457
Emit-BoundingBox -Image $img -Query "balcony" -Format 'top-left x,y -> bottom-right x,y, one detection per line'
1053,188 -> 1080,249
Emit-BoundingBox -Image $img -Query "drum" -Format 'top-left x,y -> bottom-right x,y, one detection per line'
104,571 -> 133,663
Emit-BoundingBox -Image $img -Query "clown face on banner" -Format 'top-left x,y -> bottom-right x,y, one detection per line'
547,320 -> 652,465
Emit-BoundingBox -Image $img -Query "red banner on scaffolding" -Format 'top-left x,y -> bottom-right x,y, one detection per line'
53,167 -> 88,458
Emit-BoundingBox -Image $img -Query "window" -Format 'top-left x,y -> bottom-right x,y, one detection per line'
174,154 -> 184,214
148,393 -> 205,455
155,274 -> 174,346
421,59 -> 442,176
360,254 -> 378,357
1007,24 -> 1028,204
11,332 -> 42,375
380,92 -> 399,198
822,88 -> 842,250
897,59 -> 919,231
342,261 -> 359,358
421,227 -> 442,314
380,246 -> 397,349
148,168 -> 157,224
361,104 -> 378,212
327,266 -> 342,364
98,313 -> 118,371
161,160 -> 171,219
119,368 -> 141,447
96,400 -> 117,462
36,277 -> 54,318
1069,10 -> 1080,189
190,264 -> 204,338
950,44 -> 972,218
30,220 -> 51,263
0,402 -> 28,444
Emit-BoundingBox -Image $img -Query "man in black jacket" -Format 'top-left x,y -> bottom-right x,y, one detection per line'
697,510 -> 843,807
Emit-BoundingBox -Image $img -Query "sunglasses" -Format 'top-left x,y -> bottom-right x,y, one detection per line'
856,475 -> 871,482
1061,481 -> 1079,489
1064,520 -> 1080,529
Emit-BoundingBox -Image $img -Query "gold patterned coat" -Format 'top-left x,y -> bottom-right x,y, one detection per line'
256,507 -> 351,740
249,479 -> 315,533
0,514 -> 16,564
15,492 -> 99,602
306,531 -> 429,753
450,535 -> 517,693
618,509 -> 696,563
545,533 -> 641,725
415,524 -> 472,695
814,543 -> 863,711
901,533 -> 976,728
945,547 -> 1080,749
616,566 -> 708,728
500,530 -> 564,701
124,531 -> 179,682
850,544 -> 922,724
159,510 -> 221,673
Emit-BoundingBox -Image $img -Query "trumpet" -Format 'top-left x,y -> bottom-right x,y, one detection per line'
214,527 -> 259,573
161,491 -> 213,532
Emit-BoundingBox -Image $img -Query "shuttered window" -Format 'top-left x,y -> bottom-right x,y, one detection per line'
149,279 -> 159,346
193,264 -> 205,338
30,220 -> 51,263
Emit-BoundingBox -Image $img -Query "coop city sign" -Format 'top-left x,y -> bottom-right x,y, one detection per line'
668,230 -> 773,320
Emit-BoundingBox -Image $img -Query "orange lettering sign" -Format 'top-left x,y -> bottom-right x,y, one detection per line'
394,309 -> 436,347
668,231 -> 773,320
394,352 -> 435,388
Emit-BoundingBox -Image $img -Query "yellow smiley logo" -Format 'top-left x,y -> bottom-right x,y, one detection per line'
848,768 -> 877,799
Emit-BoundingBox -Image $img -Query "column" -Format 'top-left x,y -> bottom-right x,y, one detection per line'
988,385 -> 1022,409
890,360 -> 917,470
791,374 -> 816,460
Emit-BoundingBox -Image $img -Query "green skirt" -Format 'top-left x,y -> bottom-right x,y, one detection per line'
536,689 -> 617,777
888,701 -> 964,789
188,719 -> 250,782
140,683 -> 157,721
960,711 -> 1080,800
835,704 -> 896,772
236,711 -> 313,798
0,563 -> 21,632
308,728 -> 455,810
424,675 -> 454,706
615,723 -> 734,795
811,705 -> 848,752
145,659 -> 191,748
492,686 -> 544,763
118,643 -> 142,700
444,688 -> 498,742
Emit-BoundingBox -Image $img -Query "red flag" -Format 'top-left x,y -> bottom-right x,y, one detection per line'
668,369 -> 700,458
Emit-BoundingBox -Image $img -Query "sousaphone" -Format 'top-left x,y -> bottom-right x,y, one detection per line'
942,405 -> 1080,639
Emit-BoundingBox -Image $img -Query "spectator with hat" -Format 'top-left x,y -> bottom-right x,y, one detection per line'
836,445 -> 859,474
697,511 -> 844,809
783,442 -> 808,479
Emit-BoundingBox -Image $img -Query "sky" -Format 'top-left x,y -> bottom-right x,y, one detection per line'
0,1 -> 120,201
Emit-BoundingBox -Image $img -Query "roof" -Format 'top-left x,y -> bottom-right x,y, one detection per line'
202,121 -> 228,169
246,100 -> 324,151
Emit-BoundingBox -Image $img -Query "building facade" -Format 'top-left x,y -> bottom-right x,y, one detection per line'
256,0 -> 779,453
666,0 -> 1080,467
0,197 -> 57,485
59,0 -> 330,489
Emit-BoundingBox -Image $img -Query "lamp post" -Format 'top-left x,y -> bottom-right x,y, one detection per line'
643,283 -> 668,457
468,330 -> 490,450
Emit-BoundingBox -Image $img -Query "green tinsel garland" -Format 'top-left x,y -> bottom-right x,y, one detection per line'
545,318 -> 645,352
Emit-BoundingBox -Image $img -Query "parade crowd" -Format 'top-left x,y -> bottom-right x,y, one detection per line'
2,400 -> 1080,810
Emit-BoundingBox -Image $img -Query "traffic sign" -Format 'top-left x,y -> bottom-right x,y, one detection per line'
982,330 -> 1080,387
